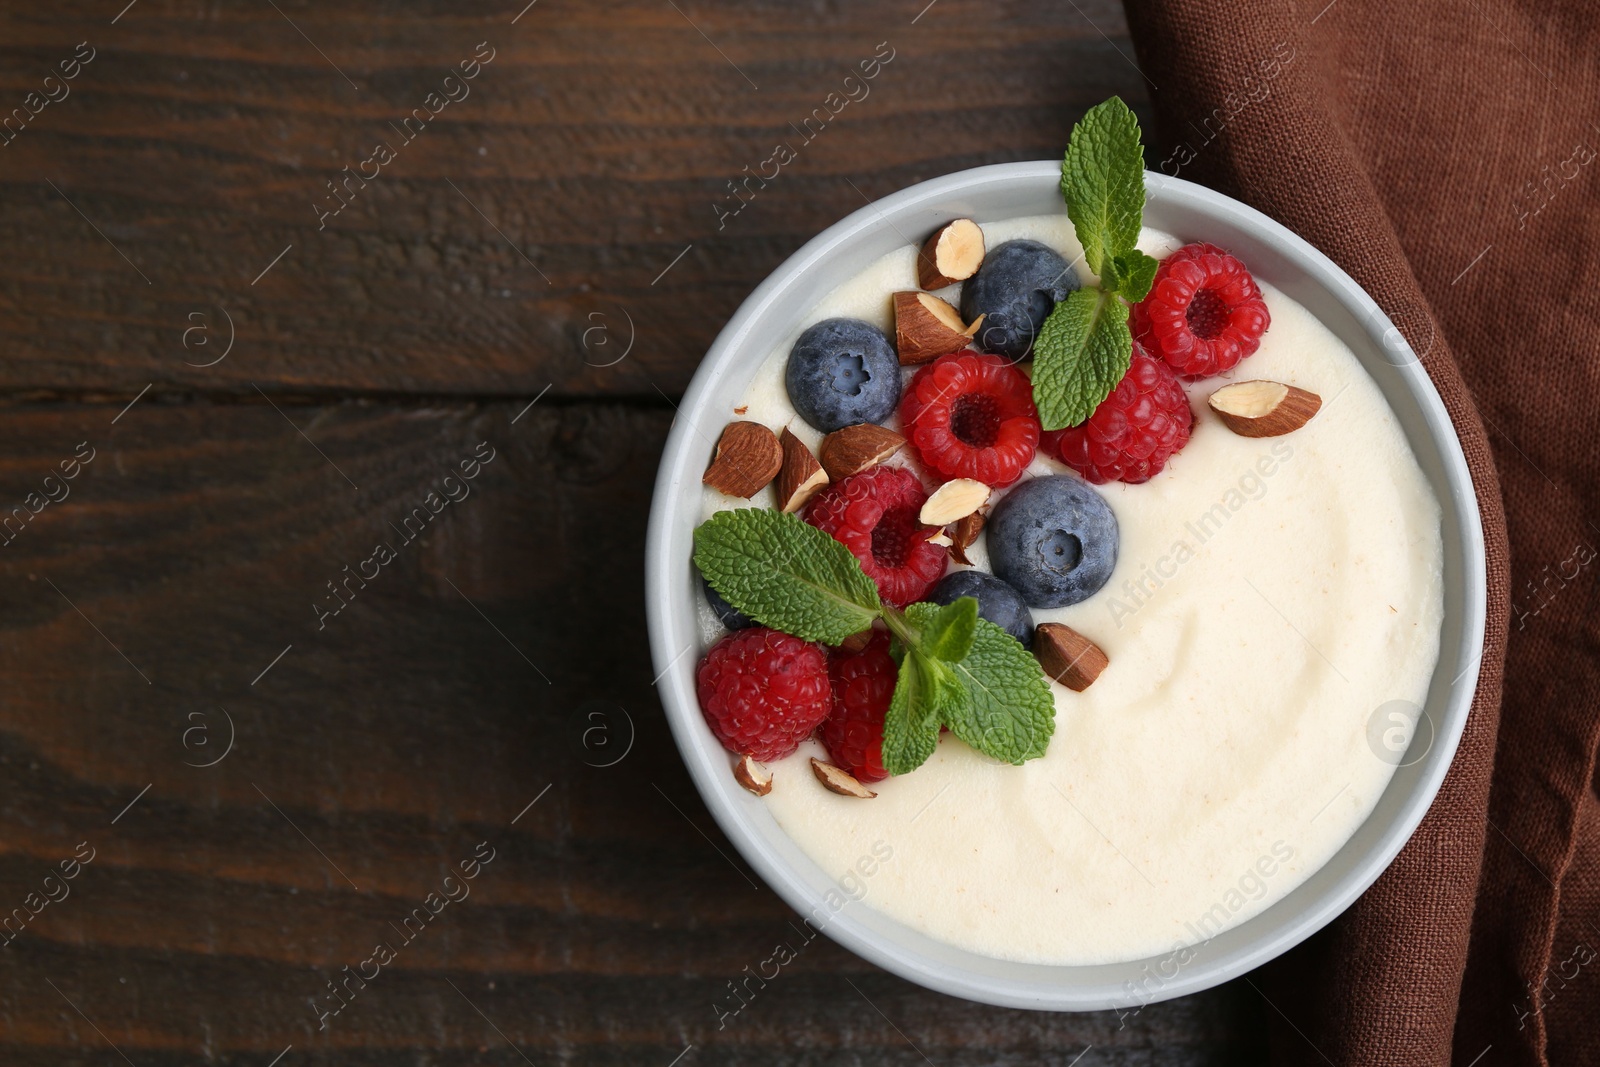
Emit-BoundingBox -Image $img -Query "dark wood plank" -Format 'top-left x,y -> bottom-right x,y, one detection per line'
0,0 -> 1149,398
0,398 -> 1265,1065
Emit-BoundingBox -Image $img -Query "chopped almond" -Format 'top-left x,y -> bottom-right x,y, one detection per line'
775,428 -> 828,512
894,291 -> 983,365
1033,623 -> 1108,692
819,424 -> 905,481
1208,381 -> 1322,438
917,219 -> 985,290
811,758 -> 876,798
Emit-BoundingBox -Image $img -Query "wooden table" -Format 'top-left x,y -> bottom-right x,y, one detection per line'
0,1 -> 1271,1061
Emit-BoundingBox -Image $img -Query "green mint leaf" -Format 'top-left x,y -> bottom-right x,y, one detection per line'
1104,248 -> 1158,303
943,618 -> 1056,765
1031,286 -> 1133,431
879,651 -> 944,776
919,596 -> 978,663
1061,96 -> 1148,276
693,508 -> 881,644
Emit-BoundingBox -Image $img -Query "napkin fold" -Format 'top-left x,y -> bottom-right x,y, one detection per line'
1121,3 -> 1599,1063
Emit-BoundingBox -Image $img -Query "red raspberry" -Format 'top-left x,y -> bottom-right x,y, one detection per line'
819,630 -> 896,782
1043,347 -> 1192,484
695,627 -> 832,762
899,350 -> 1040,488
1131,243 -> 1270,378
805,465 -> 945,607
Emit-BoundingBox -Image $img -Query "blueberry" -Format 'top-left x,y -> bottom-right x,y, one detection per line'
702,574 -> 755,631
785,317 -> 901,432
960,239 -> 1080,361
986,476 -> 1118,608
928,570 -> 1035,647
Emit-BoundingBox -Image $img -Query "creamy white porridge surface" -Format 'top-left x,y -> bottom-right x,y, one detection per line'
698,214 -> 1444,966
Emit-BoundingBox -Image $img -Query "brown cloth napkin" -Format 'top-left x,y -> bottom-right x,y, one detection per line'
1119,2 -> 1600,1064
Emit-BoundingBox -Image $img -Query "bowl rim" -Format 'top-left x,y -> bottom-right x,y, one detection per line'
644,160 -> 1486,1011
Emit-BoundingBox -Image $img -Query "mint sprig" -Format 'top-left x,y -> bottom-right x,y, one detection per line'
1034,96 -> 1156,431
693,508 -> 1055,776
1061,96 -> 1146,279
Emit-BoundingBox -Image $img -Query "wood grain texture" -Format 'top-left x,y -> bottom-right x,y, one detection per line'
0,0 -> 1151,399
0,0 -> 1274,1062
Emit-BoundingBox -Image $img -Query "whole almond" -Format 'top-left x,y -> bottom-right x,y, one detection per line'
775,428 -> 828,512
1033,623 -> 1108,692
819,423 -> 905,481
702,421 -> 783,498
1208,381 -> 1322,438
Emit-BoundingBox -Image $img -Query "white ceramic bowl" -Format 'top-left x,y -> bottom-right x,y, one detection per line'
645,161 -> 1485,1011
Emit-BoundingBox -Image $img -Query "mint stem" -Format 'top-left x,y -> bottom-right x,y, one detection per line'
879,604 -> 917,650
